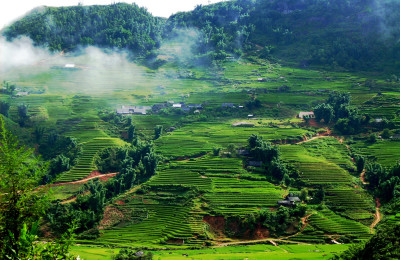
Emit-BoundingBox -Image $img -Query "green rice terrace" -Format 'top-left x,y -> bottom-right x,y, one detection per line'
1,1 -> 400,258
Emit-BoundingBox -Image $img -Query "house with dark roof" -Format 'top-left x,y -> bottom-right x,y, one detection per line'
277,195 -> 301,207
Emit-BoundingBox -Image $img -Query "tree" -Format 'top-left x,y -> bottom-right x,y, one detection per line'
381,128 -> 392,139
0,116 -> 49,257
17,104 -> 29,127
128,124 -> 136,142
334,223 -> 400,259
154,125 -> 163,140
300,188 -> 308,202
0,101 -> 10,117
313,103 -> 334,123
367,133 -> 378,143
354,154 -> 366,173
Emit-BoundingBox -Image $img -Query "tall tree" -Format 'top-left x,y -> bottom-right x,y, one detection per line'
0,116 -> 48,257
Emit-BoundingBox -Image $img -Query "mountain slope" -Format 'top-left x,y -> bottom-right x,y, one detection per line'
3,3 -> 165,54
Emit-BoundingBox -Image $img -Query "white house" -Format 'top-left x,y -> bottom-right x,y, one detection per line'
299,112 -> 315,119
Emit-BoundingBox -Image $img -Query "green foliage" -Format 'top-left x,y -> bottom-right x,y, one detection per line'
128,124 -> 136,142
17,221 -> 77,260
314,103 -> 334,123
154,125 -> 163,140
4,3 -> 165,54
47,179 -> 105,235
113,249 -> 153,260
381,128 -> 392,139
260,205 -> 306,236
248,134 -> 279,162
334,223 -> 400,260
212,146 -> 222,156
0,117 -> 49,257
0,101 -> 10,117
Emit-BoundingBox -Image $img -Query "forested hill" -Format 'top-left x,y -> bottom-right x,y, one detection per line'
3,0 -> 400,70
3,3 -> 165,54
166,0 -> 400,70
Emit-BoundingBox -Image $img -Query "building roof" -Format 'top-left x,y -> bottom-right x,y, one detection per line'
172,103 -> 182,108
16,92 -> 29,96
299,112 -> 315,118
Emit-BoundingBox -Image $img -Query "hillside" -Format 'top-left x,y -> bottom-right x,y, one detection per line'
3,3 -> 165,54
1,0 -> 400,259
4,0 -> 400,70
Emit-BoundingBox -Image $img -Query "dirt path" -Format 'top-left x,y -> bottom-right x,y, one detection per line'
214,237 -> 311,248
294,135 -> 328,145
370,198 -> 381,233
360,169 -> 368,185
300,213 -> 313,232
52,172 -> 119,186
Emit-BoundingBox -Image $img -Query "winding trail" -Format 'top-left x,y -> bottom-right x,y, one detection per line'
360,169 -> 368,185
52,172 -> 119,186
370,198 -> 381,233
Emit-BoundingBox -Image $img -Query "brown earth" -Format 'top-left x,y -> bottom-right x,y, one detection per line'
370,198 -> 381,233
98,205 -> 125,230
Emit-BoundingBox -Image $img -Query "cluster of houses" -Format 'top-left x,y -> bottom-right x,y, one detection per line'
116,102 -> 203,115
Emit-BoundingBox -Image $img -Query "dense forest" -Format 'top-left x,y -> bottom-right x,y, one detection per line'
4,0 -> 400,70
3,3 -> 165,55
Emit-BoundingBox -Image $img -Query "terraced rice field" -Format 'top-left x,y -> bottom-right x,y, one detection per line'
308,209 -> 371,239
57,137 -> 124,182
156,122 -> 313,158
352,140 -> 400,166
281,144 -> 352,184
325,188 -> 374,211
98,202 -> 203,246
99,204 -> 191,244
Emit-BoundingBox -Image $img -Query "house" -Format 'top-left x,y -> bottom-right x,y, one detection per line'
298,112 -> 315,119
65,64 -> 75,68
172,103 -> 182,108
277,195 -> 301,207
132,106 -> 151,115
116,105 -> 151,115
257,78 -> 266,82
391,134 -> 400,140
116,107 -> 130,114
248,114 -> 254,118
15,92 -> 29,96
375,118 -> 383,123
248,161 -> 263,167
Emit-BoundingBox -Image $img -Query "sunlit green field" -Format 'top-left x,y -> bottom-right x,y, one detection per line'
70,244 -> 350,260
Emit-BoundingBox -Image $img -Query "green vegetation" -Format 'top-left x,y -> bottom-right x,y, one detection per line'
1,0 -> 400,258
4,3 -> 165,54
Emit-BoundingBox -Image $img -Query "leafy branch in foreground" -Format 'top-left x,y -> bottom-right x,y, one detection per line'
0,116 -> 76,259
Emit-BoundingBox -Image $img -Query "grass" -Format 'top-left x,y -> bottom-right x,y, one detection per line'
280,144 -> 352,185
156,121 -> 313,158
308,208 -> 371,239
1,53 -> 396,249
352,139 -> 400,166
70,244 -> 350,260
